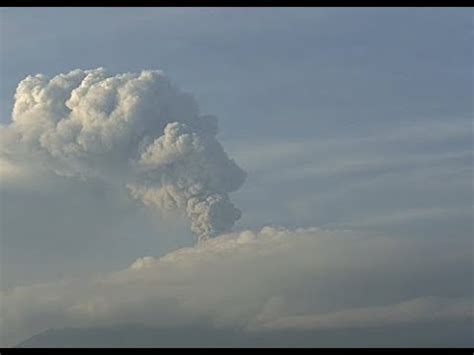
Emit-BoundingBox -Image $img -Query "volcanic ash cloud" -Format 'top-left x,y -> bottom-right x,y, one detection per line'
1,68 -> 246,241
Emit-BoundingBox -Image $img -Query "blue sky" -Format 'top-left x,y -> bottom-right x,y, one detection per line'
0,8 -> 472,347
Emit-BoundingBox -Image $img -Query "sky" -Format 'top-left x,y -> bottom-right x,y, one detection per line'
0,7 -> 472,347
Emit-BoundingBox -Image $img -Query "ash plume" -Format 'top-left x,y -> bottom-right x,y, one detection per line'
1,68 -> 246,241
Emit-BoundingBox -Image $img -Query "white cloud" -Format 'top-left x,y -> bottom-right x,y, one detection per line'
0,158 -> 28,184
1,226 -> 472,347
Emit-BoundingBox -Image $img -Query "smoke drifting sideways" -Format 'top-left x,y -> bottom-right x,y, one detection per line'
0,68 -> 246,241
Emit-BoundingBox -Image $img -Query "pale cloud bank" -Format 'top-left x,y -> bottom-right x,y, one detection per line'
1,226 -> 472,347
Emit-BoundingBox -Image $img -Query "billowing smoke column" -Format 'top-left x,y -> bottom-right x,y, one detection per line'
2,68 -> 246,241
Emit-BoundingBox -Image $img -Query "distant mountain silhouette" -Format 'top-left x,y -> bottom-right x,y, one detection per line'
16,320 -> 474,348
16,323 -> 247,348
